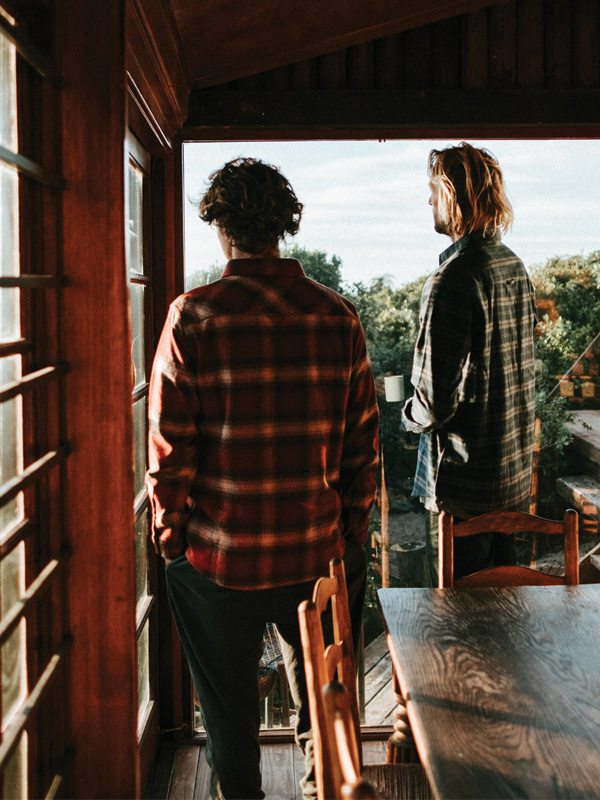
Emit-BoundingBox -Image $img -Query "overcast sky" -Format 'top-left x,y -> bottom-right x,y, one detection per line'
183,139 -> 600,287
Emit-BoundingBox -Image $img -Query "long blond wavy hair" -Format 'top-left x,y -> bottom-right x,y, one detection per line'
428,142 -> 513,238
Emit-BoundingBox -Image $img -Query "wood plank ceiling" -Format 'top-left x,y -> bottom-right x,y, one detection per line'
169,0 -> 507,88
129,0 -> 600,139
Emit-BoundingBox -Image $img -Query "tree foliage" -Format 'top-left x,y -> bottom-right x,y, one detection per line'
185,261 -> 224,291
531,251 -> 600,387
345,275 -> 427,376
282,245 -> 344,292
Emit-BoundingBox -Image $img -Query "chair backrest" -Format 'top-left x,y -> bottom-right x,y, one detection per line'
298,558 -> 360,800
439,509 -> 580,588
322,681 -> 379,800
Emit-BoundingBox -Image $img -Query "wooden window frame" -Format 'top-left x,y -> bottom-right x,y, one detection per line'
127,88 -> 186,785
126,128 -> 161,781
0,10 -> 70,800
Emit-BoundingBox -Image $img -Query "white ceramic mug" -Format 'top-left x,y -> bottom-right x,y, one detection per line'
384,375 -> 404,403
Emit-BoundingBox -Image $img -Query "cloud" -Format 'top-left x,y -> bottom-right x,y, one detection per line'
183,140 -> 600,288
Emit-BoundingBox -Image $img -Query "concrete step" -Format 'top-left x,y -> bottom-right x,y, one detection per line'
556,474 -> 600,536
579,544 -> 600,584
565,410 -> 600,478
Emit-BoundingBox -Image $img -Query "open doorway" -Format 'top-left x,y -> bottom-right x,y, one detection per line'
179,138 -> 600,730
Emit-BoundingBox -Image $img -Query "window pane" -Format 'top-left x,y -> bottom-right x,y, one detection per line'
137,619 -> 150,733
133,397 -> 147,498
135,513 -> 148,602
0,357 -> 23,536
0,32 -> 19,345
1,542 -> 26,727
0,30 -> 17,150
0,165 -> 20,341
2,732 -> 27,800
129,282 -> 145,387
127,161 -> 144,275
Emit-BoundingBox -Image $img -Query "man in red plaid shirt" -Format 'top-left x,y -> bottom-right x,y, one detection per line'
147,158 -> 378,799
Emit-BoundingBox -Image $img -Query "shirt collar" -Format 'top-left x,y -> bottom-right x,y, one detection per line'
222,258 -> 306,278
439,230 -> 501,265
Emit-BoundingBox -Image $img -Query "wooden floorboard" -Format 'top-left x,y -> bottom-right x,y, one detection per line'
364,632 -> 395,725
194,747 -> 212,800
147,634 -> 396,796
382,707 -> 395,725
144,741 -> 177,800
169,745 -> 201,799
365,646 -> 393,696
364,632 -> 389,670
365,665 -> 396,724
148,738 -> 391,799
261,742 -> 298,800
292,745 -> 305,799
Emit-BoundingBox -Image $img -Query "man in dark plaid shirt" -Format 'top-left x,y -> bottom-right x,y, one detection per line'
402,143 -> 536,581
147,159 -> 378,799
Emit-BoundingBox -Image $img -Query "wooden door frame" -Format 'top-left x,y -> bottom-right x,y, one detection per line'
172,121 -> 600,745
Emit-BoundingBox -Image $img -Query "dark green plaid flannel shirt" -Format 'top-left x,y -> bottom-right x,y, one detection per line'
402,231 -> 537,516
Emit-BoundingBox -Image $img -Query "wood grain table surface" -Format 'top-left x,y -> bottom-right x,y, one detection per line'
378,585 -> 600,799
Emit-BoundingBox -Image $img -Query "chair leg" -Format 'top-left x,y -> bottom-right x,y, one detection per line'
386,672 -> 420,764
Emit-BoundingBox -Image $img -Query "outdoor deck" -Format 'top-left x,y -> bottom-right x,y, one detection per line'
363,632 -> 395,725
253,624 -> 394,729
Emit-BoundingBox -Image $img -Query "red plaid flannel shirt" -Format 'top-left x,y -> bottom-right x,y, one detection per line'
147,258 -> 379,589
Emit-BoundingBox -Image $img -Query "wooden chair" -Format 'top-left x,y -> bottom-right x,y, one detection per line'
298,558 -> 432,800
322,681 -> 378,799
438,509 -> 580,588
322,680 -> 430,800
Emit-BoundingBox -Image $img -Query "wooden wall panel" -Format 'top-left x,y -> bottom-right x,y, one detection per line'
185,0 -> 600,133
188,0 -> 600,97
318,50 -> 347,90
126,0 -> 190,144
291,59 -> 318,90
517,0 -> 544,88
573,0 -> 600,87
175,0 -> 508,88
374,34 -> 402,90
230,73 -> 262,91
260,64 -> 290,91
461,10 -> 489,89
544,0 -> 572,88
403,26 -> 433,89
59,0 -> 139,797
184,87 -> 600,138
347,42 -> 376,90
432,17 -> 461,89
488,1 -> 517,87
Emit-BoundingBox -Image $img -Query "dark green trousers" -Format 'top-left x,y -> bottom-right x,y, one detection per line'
165,539 -> 367,800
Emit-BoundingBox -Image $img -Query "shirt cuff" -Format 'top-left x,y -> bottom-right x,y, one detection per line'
401,397 -> 421,433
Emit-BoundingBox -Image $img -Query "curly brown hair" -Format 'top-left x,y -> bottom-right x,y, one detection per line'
198,158 -> 303,254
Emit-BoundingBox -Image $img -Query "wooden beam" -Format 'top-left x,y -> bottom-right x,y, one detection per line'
173,0 -> 509,88
59,0 -> 139,797
126,0 -> 190,141
183,88 -> 600,137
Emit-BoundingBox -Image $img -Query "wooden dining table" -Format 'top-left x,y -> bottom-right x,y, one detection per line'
378,584 -> 600,799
